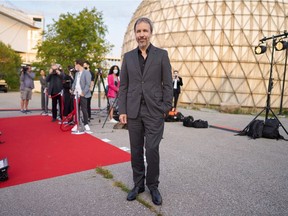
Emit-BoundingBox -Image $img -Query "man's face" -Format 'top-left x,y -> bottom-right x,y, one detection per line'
135,21 -> 152,49
74,63 -> 79,71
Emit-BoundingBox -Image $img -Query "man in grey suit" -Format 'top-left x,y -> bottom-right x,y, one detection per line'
118,17 -> 173,205
71,59 -> 92,134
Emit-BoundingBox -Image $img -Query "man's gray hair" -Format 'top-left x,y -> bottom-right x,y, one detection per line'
134,17 -> 153,33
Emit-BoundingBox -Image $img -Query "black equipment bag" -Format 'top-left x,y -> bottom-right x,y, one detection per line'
262,118 -> 284,140
192,119 -> 209,128
183,116 -> 194,127
165,110 -> 184,122
246,119 -> 264,139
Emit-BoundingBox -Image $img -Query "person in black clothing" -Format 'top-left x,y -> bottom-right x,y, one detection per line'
172,70 -> 183,109
46,63 -> 65,122
83,61 -> 95,121
62,67 -> 74,116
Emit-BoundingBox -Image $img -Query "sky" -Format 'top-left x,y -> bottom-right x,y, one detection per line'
0,0 -> 142,57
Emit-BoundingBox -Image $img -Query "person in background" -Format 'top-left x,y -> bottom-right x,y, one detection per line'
71,59 -> 92,133
39,69 -> 49,113
46,63 -> 64,122
118,17 -> 173,206
84,60 -> 95,122
20,65 -> 35,113
172,70 -> 183,109
107,65 -> 120,123
62,66 -> 74,117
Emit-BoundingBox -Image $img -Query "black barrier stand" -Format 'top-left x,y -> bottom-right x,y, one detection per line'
239,32 -> 288,136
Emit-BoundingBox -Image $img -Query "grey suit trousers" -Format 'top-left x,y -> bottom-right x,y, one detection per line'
127,103 -> 164,190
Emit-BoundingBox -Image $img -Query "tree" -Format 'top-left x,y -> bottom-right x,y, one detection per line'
36,7 -> 112,71
0,41 -> 22,90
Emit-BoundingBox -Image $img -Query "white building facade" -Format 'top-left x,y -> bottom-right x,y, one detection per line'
0,4 -> 44,64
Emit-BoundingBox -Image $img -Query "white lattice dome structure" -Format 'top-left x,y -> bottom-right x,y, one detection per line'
122,0 -> 288,109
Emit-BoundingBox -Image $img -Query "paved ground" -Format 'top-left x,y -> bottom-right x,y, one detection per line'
0,92 -> 288,216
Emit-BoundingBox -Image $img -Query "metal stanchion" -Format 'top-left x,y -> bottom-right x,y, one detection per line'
72,91 -> 84,135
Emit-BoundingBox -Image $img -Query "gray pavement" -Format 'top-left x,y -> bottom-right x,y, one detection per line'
0,92 -> 288,215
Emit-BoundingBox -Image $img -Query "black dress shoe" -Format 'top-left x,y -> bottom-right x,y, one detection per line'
127,186 -> 145,201
150,188 -> 162,205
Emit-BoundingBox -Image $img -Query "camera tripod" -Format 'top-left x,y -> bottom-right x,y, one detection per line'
239,35 -> 288,136
91,69 -> 109,122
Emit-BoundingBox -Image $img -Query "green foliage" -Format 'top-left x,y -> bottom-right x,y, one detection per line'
0,41 -> 22,90
95,167 -> 113,179
36,7 -> 112,71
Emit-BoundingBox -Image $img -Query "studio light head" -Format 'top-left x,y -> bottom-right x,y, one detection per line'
275,40 -> 288,51
255,43 -> 267,55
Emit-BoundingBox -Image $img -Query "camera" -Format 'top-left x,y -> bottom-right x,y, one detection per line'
21,65 -> 29,73
68,66 -> 77,74
52,69 -> 57,74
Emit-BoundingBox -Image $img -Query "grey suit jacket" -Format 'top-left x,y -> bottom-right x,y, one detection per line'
71,70 -> 92,98
118,44 -> 173,118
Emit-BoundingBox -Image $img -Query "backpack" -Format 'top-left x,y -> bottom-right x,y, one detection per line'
192,119 -> 209,128
183,116 -> 194,127
165,110 -> 184,122
262,118 -> 284,140
247,119 -> 264,139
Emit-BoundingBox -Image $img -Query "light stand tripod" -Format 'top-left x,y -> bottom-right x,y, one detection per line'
239,33 -> 288,136
278,48 -> 288,115
91,68 -> 108,122
102,94 -> 119,128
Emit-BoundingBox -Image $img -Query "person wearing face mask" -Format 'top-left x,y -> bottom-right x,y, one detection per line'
83,61 -> 95,122
107,65 -> 120,123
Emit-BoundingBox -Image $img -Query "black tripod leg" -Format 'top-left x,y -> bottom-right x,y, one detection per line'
238,108 -> 265,135
268,108 -> 288,135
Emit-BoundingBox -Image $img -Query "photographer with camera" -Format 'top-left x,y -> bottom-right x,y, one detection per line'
20,65 -> 35,113
172,70 -> 183,109
46,63 -> 65,122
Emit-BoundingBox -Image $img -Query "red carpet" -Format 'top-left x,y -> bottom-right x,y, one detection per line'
0,116 -> 130,188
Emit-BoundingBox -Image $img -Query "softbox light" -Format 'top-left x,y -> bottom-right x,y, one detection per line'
0,157 -> 9,182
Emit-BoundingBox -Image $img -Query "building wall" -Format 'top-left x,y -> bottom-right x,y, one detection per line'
0,5 -> 43,64
122,0 -> 288,109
